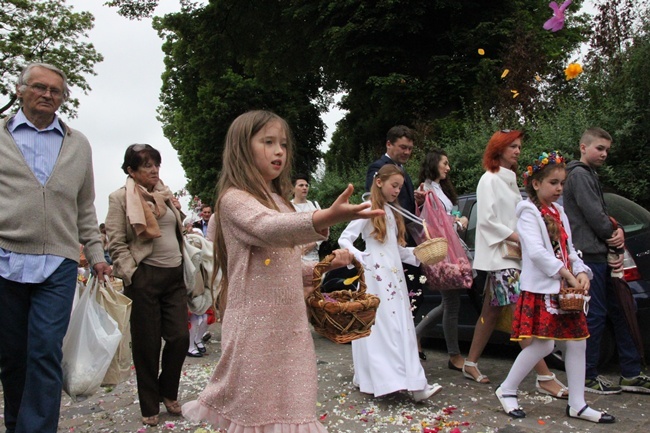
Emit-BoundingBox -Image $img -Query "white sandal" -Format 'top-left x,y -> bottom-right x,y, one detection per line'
536,373 -> 569,398
462,360 -> 490,383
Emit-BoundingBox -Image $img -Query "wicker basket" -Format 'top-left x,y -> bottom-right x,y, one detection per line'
558,286 -> 586,311
306,254 -> 380,344
413,220 -> 448,265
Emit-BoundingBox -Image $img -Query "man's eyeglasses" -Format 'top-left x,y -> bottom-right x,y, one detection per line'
26,83 -> 63,98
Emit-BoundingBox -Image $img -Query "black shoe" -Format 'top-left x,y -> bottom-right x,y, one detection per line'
419,351 -> 427,361
187,350 -> 203,358
566,404 -> 615,423
495,386 -> 526,419
201,332 -> 212,343
195,342 -> 207,354
448,360 -> 462,372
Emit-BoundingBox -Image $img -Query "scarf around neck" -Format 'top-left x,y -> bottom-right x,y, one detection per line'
125,176 -> 174,239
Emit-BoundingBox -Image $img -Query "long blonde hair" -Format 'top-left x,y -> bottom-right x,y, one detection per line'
369,164 -> 407,246
213,110 -> 295,316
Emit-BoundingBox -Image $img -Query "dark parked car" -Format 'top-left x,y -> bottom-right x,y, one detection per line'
417,191 -> 650,367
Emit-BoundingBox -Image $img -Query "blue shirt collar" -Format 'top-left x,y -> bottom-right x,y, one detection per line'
9,109 -> 64,136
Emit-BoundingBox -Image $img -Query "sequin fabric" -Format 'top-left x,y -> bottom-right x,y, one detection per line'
182,189 -> 327,432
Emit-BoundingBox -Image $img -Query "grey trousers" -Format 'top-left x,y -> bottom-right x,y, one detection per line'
415,289 -> 461,356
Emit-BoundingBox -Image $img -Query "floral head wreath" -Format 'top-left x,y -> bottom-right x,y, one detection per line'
522,150 -> 565,185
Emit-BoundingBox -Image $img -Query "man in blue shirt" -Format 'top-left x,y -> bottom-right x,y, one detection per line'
0,63 -> 111,433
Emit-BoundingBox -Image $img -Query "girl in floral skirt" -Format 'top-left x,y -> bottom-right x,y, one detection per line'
495,151 -> 615,424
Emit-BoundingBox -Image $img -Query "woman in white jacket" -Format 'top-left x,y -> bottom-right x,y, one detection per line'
496,151 -> 614,424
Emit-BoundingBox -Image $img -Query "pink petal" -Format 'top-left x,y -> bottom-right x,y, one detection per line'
559,0 -> 572,13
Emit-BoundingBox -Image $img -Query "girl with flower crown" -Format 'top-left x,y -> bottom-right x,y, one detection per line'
495,151 -> 615,424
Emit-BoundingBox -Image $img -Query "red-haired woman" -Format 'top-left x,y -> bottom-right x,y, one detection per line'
462,130 -> 568,399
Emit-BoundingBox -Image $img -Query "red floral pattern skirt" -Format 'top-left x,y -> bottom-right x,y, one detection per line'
511,291 -> 588,341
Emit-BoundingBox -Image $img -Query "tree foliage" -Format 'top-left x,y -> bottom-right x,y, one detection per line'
151,0 -> 327,204
314,0 -> 589,169
0,0 -> 103,117
108,0 -> 649,210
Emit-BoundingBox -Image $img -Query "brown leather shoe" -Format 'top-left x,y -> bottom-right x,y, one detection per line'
142,415 -> 158,426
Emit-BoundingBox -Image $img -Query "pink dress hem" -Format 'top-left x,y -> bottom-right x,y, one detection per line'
182,400 -> 328,433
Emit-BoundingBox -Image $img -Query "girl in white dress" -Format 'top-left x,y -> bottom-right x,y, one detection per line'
339,164 -> 442,401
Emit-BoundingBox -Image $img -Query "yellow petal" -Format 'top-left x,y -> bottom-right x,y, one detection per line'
264,258 -> 271,266
501,69 -> 510,78
480,316 -> 485,324
535,74 -> 542,82
513,92 -> 519,98
478,48 -> 485,55
343,275 -> 359,285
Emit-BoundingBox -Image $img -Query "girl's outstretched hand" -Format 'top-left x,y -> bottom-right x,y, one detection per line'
313,184 -> 385,232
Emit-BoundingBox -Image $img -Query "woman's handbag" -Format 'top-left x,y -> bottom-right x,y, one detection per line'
500,240 -> 522,260
306,254 -> 380,344
62,276 -> 122,401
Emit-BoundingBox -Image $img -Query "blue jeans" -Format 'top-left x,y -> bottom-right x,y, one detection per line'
0,259 -> 77,433
585,262 -> 640,379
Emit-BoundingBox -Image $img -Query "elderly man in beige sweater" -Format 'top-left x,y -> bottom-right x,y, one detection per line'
0,63 -> 110,433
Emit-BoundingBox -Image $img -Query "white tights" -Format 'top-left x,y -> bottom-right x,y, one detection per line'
501,338 -> 599,418
188,313 -> 209,352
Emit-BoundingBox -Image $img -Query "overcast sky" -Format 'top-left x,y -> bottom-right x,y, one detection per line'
62,0 -> 189,222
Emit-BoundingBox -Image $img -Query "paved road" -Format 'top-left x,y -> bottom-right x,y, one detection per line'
1,324 -> 647,432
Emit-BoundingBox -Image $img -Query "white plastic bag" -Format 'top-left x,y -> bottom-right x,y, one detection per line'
62,276 -> 122,401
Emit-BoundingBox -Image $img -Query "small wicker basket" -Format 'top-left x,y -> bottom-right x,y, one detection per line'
558,286 -> 586,312
306,254 -> 380,344
413,220 -> 448,265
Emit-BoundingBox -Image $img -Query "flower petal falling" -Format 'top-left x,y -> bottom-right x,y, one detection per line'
543,0 -> 572,32
564,62 -> 583,80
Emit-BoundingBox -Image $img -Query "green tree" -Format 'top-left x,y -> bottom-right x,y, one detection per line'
0,0 -> 103,117
312,0 -> 589,169
582,0 -> 650,207
153,0 -> 327,203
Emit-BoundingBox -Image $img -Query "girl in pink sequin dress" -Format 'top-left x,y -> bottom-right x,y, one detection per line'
182,110 -> 383,432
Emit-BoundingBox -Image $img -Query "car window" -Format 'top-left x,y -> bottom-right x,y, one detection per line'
604,193 -> 650,235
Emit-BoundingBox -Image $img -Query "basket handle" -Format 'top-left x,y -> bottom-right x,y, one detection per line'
311,253 -> 366,302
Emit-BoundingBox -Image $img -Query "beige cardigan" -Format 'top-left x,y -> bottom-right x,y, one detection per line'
0,115 -> 105,265
105,186 -> 184,286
